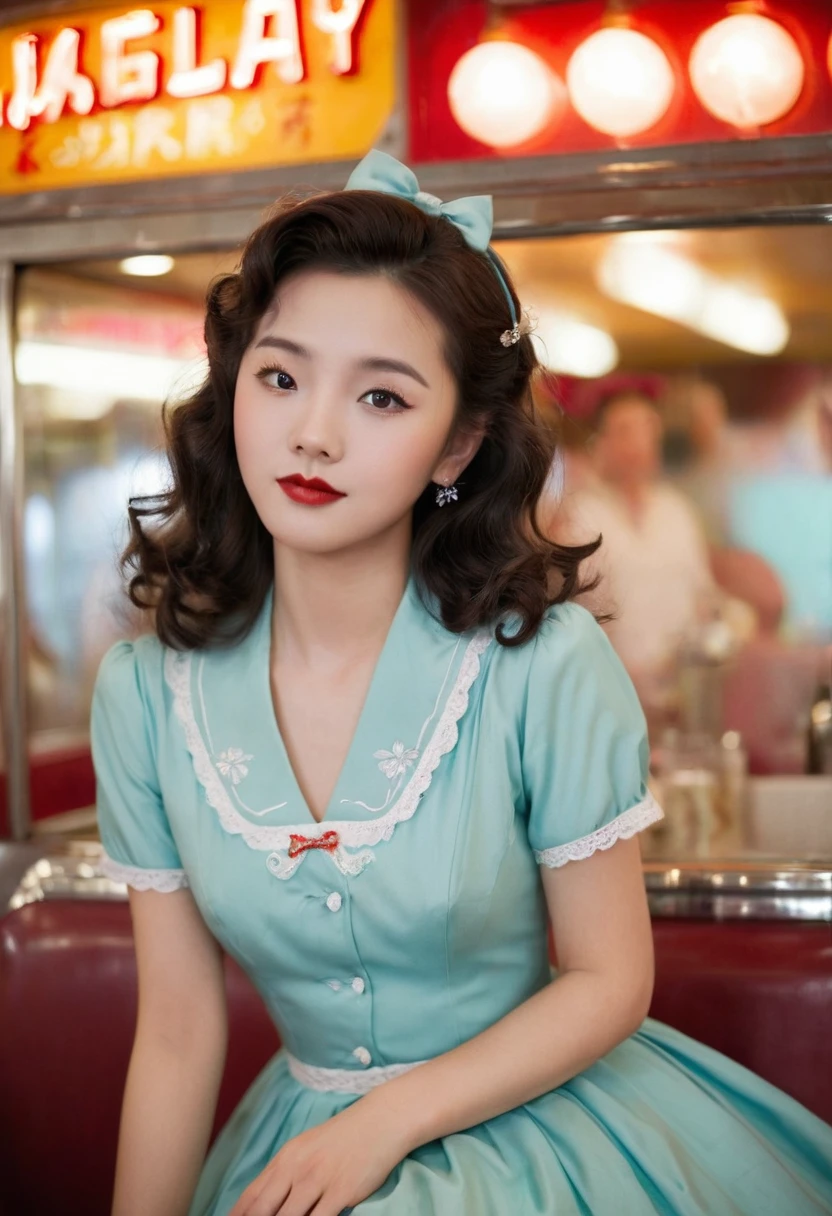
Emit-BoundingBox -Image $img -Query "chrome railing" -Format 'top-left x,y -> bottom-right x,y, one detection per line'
643,861 -> 832,922
6,840 -> 832,922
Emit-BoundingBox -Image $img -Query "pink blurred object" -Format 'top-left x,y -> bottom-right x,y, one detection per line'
723,638 -> 820,774
545,371 -> 668,420
710,548 -> 786,636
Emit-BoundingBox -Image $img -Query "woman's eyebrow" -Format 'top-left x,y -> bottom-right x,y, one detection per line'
254,336 -> 309,356
253,338 -> 430,389
359,357 -> 430,389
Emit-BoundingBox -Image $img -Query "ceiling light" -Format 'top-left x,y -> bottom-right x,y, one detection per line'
689,14 -> 804,129
16,341 -> 205,400
531,310 -> 619,378
698,284 -> 790,356
597,240 -> 789,355
566,27 -> 675,138
119,254 -> 175,277
448,41 -> 565,148
598,242 -> 705,323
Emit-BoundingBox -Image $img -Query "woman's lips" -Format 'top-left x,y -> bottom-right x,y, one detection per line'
277,476 -> 346,506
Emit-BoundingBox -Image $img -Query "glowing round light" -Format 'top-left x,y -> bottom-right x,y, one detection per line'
689,14 -> 804,129
532,310 -> 619,378
119,254 -> 175,277
448,41 -> 564,149
566,27 -> 675,138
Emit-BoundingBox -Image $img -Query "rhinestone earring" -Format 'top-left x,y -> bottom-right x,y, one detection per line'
435,481 -> 458,507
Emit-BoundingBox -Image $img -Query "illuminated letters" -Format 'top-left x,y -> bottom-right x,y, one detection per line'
99,9 -> 161,107
231,0 -> 304,88
1,1 -> 377,128
7,35 -> 39,130
7,28 -> 95,130
184,95 -> 236,156
167,7 -> 227,98
311,0 -> 367,75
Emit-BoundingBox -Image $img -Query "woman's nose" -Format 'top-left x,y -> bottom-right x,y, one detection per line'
288,398 -> 344,461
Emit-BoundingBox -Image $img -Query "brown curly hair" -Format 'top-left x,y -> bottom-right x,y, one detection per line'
123,189 -> 598,650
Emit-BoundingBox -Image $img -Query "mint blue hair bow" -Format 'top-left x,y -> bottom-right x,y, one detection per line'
345,148 -> 520,332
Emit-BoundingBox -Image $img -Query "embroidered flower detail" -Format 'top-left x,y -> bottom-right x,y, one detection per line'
373,740 -> 419,780
215,747 -> 254,785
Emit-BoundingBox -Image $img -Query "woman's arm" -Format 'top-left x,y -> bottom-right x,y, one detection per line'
365,835 -> 654,1150
112,886 -> 228,1216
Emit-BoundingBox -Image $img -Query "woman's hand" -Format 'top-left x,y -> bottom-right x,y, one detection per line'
227,1096 -> 410,1216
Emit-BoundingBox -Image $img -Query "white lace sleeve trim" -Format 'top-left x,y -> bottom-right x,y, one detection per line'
534,792 -> 664,869
164,630 -> 492,878
99,850 -> 190,892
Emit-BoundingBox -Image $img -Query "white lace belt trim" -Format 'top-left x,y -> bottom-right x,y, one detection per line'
99,850 -> 190,893
534,792 -> 664,869
286,1051 -> 429,1094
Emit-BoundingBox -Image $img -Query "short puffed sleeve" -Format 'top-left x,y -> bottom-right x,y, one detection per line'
521,603 -> 663,867
91,640 -> 189,892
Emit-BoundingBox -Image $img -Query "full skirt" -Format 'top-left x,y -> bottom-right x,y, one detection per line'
189,1018 -> 832,1216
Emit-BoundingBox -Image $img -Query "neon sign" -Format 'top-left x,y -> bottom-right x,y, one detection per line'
2,0 -> 369,131
0,0 -> 394,191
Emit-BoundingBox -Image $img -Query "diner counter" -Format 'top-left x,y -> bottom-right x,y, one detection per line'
2,836 -> 831,1216
3,838 -> 831,922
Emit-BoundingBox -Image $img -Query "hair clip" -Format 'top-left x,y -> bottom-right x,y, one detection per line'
500,309 -> 535,348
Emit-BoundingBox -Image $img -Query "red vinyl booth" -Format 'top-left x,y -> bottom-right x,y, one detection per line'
1,898 -> 830,1216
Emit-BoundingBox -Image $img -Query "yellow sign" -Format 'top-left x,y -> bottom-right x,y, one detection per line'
0,0 -> 396,194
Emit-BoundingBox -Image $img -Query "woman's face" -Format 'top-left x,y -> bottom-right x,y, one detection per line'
234,269 -> 474,557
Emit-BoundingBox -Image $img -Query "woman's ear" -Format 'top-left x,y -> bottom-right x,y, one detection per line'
432,424 -> 486,487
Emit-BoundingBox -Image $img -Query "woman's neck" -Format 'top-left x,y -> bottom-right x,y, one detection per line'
271,537 -> 411,669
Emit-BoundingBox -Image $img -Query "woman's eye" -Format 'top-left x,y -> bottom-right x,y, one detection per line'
360,388 -> 409,412
258,367 -> 296,391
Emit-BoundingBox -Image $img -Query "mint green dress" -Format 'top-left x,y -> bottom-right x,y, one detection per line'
92,574 -> 832,1216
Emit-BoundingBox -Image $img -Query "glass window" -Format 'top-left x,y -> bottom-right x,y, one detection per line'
15,253 -> 233,821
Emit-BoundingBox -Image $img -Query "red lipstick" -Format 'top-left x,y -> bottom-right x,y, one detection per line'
277,474 -> 346,507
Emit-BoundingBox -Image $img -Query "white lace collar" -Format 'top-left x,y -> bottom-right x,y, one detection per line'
165,575 -> 492,879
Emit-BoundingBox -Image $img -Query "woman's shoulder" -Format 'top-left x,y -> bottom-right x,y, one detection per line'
536,598 -> 605,648
94,633 -> 168,714
490,599 -> 610,670
477,601 -> 621,720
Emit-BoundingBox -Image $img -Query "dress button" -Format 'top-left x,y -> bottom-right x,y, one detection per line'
326,892 -> 342,912
351,977 -> 365,995
352,1046 -> 372,1067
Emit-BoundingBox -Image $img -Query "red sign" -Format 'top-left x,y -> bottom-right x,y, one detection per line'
409,0 -> 832,162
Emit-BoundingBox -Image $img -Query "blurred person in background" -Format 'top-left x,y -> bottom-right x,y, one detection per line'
816,371 -> 832,472
560,381 -> 717,722
704,364 -> 832,637
672,377 -> 734,547
669,375 -> 790,636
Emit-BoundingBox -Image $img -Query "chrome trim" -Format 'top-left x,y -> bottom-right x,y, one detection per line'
647,891 -> 832,921
6,842 -> 127,911
0,261 -> 30,842
644,862 -> 832,922
0,132 -> 829,222
7,843 -> 832,921
1,136 -> 832,257
1,0 -> 96,22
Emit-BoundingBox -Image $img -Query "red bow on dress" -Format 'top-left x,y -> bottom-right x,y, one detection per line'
288,830 -> 341,860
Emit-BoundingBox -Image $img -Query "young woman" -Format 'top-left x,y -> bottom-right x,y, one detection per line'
92,150 -> 832,1216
